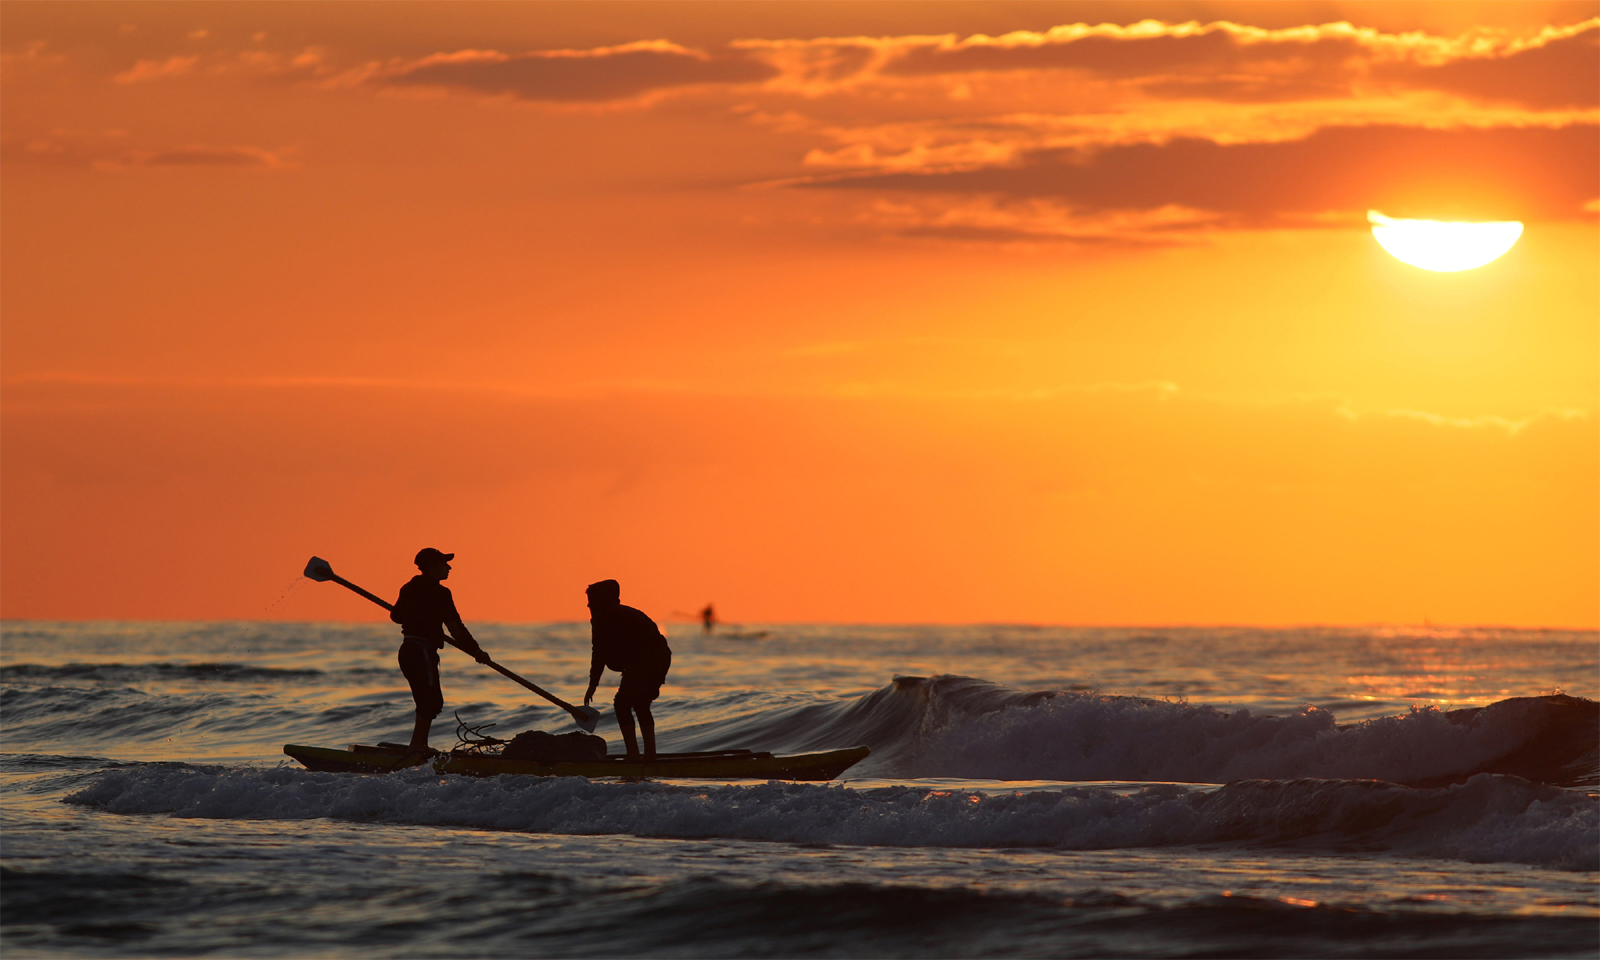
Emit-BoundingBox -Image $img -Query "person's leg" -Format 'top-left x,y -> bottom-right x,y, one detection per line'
635,703 -> 656,760
614,698 -> 640,758
409,712 -> 432,752
399,645 -> 442,754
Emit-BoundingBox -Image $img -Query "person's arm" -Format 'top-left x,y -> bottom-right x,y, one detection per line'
444,621 -> 489,663
389,581 -> 410,625
440,588 -> 490,663
584,625 -> 604,706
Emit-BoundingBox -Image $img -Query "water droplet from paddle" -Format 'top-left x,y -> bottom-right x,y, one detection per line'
263,576 -> 309,616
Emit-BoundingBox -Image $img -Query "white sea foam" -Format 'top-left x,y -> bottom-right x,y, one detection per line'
65,766 -> 1597,870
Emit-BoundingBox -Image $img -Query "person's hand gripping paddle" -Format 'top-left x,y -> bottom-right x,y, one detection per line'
303,556 -> 602,733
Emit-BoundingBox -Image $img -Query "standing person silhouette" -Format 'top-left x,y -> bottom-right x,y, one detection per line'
583,579 -> 672,760
390,548 -> 490,758
700,603 -> 716,635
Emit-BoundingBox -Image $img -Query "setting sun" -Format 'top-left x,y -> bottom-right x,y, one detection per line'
1368,210 -> 1526,272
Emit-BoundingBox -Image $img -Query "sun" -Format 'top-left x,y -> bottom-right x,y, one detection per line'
1368,210 -> 1523,272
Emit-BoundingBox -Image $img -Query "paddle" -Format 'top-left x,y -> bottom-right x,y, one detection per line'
303,556 -> 602,733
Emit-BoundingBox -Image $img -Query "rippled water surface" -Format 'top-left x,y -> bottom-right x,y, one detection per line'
3,621 -> 1596,958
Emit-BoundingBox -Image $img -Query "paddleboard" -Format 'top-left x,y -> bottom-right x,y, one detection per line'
284,742 -> 869,781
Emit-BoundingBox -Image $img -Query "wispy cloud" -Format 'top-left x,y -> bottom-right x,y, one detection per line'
112,54 -> 199,83
371,41 -> 775,103
752,18 -> 1599,109
2,133 -> 288,169
118,144 -> 285,167
1374,22 -> 1599,109
1337,404 -> 1591,435
855,196 -> 1224,245
881,21 -> 1382,81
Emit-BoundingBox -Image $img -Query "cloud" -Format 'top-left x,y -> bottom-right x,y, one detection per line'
882,22 -> 1367,80
1377,24 -> 1600,109
804,123 -> 1600,224
112,54 -> 199,83
857,196 -> 1220,245
1341,405 -> 1590,435
872,19 -> 1600,110
377,41 -> 776,102
120,145 -> 285,167
2,134 -> 286,170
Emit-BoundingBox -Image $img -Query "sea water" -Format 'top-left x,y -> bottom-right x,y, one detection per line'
2,621 -> 1595,958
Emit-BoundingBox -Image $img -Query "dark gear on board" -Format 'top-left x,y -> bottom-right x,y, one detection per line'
583,579 -> 672,760
391,548 -> 490,755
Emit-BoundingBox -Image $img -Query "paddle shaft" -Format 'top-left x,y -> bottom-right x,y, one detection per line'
322,575 -> 589,716
328,574 -> 396,613
484,661 -> 586,713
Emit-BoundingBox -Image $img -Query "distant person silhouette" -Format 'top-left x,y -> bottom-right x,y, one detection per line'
700,603 -> 716,635
390,548 -> 490,757
583,579 -> 672,760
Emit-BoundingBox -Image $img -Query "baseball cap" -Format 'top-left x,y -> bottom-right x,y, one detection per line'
414,547 -> 455,568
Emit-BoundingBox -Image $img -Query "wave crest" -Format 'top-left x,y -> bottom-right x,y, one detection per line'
810,678 -> 1596,787
65,765 -> 1597,870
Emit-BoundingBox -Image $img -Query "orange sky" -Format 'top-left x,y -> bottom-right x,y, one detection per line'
3,2 -> 1596,626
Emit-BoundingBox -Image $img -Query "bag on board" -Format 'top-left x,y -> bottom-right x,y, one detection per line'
501,730 -> 608,762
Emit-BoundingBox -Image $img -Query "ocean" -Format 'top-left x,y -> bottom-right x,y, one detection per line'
2,620 -> 1596,958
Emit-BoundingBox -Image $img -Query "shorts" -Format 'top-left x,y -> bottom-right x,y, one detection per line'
398,642 -> 443,719
614,652 -> 671,708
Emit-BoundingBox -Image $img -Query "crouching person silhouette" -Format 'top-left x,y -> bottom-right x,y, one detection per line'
583,579 -> 672,760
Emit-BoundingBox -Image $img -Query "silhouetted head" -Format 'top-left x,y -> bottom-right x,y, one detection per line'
415,547 -> 454,581
586,579 -> 621,611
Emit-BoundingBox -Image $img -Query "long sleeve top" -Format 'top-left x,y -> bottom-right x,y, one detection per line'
390,576 -> 484,657
589,603 -> 671,685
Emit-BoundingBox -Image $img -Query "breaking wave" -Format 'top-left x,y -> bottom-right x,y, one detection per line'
685,677 -> 1598,787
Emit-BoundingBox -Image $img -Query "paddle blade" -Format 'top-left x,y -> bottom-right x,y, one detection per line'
304,556 -> 336,582
572,706 -> 602,734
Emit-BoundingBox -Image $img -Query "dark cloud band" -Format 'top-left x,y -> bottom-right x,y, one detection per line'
385,47 -> 776,102
807,124 -> 1600,223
